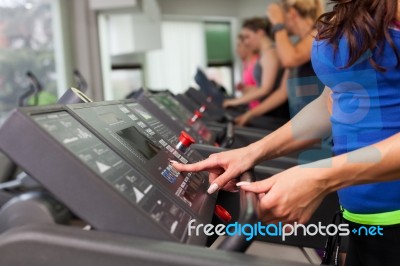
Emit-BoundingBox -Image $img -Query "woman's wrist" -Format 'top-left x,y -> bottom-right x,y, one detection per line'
306,155 -> 356,194
246,110 -> 255,119
246,141 -> 267,165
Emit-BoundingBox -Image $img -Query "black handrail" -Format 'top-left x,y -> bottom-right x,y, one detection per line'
73,69 -> 88,93
220,119 -> 235,148
26,71 -> 42,106
217,170 -> 258,252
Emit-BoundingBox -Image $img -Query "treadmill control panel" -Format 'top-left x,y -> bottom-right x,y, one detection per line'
0,99 -> 215,244
34,112 -> 191,240
147,93 -> 213,143
70,102 -> 208,211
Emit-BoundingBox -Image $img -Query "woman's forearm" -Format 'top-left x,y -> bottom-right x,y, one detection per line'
246,87 -> 332,163
274,31 -> 313,68
315,132 -> 400,193
231,86 -> 273,105
274,30 -> 297,66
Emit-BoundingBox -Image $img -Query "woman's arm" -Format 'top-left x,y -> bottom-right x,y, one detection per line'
267,3 -> 314,68
321,132 -> 400,191
172,87 -> 332,193
240,132 -> 400,224
223,49 -> 280,107
247,86 -> 331,163
235,70 -> 289,126
274,31 -> 314,68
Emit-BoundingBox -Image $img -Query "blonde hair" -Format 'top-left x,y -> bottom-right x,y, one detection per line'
282,0 -> 325,21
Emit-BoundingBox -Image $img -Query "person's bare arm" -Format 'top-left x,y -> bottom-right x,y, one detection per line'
274,31 -> 314,68
266,3 -> 314,68
239,132 -> 400,224
173,87 -> 332,193
224,49 -> 280,107
247,86 -> 331,163
235,70 -> 289,126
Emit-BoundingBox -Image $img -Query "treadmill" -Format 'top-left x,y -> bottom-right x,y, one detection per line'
0,98 -> 339,265
0,98 -> 310,265
192,69 -> 288,130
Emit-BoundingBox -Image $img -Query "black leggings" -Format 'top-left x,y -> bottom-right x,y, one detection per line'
345,221 -> 400,266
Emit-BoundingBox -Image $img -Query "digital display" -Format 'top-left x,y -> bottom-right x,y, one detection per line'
100,112 -> 123,125
135,106 -> 153,120
117,126 -> 161,160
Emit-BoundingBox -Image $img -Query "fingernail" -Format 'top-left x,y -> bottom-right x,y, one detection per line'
169,160 -> 179,165
236,181 -> 251,187
207,183 -> 219,194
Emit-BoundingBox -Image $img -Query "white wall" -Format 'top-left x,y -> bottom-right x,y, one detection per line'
157,0 -> 238,18
237,0 -> 274,18
157,0 -> 277,19
158,0 -> 330,20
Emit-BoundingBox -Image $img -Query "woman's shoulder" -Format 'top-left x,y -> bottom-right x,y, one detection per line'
312,37 -> 346,67
261,46 -> 278,61
312,37 -> 334,51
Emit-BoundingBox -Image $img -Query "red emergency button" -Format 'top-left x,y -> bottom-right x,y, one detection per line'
189,110 -> 203,123
178,131 -> 196,148
199,104 -> 207,113
194,110 -> 203,119
214,205 -> 232,223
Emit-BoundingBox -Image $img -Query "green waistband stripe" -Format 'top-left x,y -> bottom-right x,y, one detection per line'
343,208 -> 400,226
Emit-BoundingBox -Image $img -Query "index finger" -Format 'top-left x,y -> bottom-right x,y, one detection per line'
171,157 -> 219,173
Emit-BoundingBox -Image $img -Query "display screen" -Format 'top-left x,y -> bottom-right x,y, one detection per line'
116,126 -> 161,160
100,112 -> 123,125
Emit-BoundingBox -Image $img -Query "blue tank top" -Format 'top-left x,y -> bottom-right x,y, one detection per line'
311,29 -> 400,215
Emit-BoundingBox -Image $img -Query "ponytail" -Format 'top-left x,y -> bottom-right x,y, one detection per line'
282,0 -> 325,21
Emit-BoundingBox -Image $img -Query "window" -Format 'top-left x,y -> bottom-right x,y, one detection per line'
0,0 -> 61,122
204,22 -> 234,95
145,20 -> 235,95
111,65 -> 144,99
146,21 -> 207,94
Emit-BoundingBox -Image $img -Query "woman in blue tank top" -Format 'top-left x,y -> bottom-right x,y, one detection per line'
172,1 -> 400,264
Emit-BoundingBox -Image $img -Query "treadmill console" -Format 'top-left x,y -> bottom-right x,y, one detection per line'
0,100 -> 215,245
135,91 -> 213,144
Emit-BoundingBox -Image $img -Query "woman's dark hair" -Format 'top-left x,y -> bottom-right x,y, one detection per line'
242,17 -> 274,39
316,0 -> 399,71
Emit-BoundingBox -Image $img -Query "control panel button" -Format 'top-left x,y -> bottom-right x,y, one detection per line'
199,104 -> 207,113
214,204 -> 232,223
176,131 -> 196,153
189,110 -> 203,124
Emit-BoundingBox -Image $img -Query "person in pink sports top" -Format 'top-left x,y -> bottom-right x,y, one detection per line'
235,35 -> 260,109
224,18 -> 286,118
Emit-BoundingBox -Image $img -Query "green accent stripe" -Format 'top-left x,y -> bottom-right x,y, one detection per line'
343,208 -> 400,226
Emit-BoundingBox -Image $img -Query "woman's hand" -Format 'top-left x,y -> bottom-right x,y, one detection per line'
267,3 -> 285,25
238,165 -> 331,224
223,99 -> 240,108
171,147 -> 257,194
235,112 -> 254,127
236,82 -> 245,91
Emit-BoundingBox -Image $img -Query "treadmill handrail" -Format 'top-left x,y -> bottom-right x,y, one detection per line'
217,170 -> 258,252
18,87 -> 35,107
220,121 -> 235,148
26,71 -> 43,107
73,69 -> 88,93
0,224 -> 309,266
